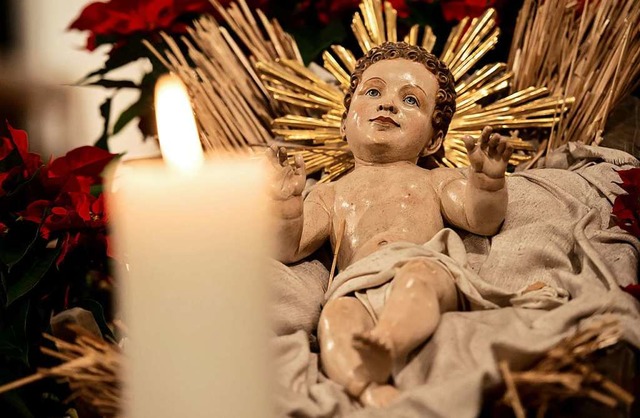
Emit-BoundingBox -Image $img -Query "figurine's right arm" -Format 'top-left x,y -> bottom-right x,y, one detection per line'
275,184 -> 333,264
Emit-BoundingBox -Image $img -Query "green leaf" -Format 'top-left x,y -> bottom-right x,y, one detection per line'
78,299 -> 115,341
84,79 -> 139,89
6,247 -> 61,307
94,96 -> 113,151
112,90 -> 153,135
111,69 -> 163,136
89,184 -> 103,197
0,300 -> 30,365
76,39 -> 150,83
0,222 -> 40,270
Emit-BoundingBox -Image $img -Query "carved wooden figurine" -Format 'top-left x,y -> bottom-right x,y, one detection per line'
266,42 -> 513,408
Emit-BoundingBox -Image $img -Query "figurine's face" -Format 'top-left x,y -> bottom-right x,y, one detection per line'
342,58 -> 440,164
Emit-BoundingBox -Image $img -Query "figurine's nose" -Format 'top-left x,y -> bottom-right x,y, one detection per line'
377,103 -> 397,114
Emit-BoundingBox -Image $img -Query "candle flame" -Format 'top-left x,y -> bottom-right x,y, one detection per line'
155,74 -> 204,173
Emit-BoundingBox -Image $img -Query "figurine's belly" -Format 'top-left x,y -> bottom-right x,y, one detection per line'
337,198 -> 444,267
331,167 -> 444,269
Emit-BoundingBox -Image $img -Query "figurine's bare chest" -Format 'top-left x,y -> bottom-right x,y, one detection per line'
330,167 -> 443,266
333,168 -> 438,218
334,168 -> 440,238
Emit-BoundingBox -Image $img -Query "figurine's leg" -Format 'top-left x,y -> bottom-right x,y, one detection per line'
318,296 -> 375,397
353,259 -> 457,383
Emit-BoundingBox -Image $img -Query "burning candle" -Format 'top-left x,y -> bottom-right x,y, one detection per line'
108,74 -> 272,418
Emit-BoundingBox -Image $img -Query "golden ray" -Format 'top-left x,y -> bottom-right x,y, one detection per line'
260,2 -> 572,178
151,0 -> 572,181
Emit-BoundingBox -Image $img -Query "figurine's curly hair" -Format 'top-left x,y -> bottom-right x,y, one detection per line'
343,42 -> 457,144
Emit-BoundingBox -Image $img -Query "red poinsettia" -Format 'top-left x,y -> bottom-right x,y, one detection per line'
20,194 -> 108,267
0,119 -> 118,271
300,0 -> 410,25
68,0 -> 216,50
0,122 -> 117,418
611,168 -> 640,302
0,124 -> 43,197
622,284 -> 640,303
18,145 -> 116,266
41,145 -> 117,194
22,193 -> 106,239
440,0 -> 504,22
612,168 -> 640,238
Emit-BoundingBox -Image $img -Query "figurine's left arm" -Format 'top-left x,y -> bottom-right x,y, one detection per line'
433,127 -> 513,236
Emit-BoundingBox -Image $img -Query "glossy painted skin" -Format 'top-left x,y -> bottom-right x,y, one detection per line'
342,59 -> 438,165
335,60 -> 442,267
266,57 -> 513,408
268,59 -> 511,269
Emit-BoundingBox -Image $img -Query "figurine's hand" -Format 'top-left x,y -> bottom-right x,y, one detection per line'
265,145 -> 306,201
463,126 -> 513,179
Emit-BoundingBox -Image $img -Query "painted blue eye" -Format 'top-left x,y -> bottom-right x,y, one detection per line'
404,95 -> 418,106
365,88 -> 380,97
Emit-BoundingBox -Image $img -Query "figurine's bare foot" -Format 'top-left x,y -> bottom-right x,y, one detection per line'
359,383 -> 400,408
352,329 -> 394,384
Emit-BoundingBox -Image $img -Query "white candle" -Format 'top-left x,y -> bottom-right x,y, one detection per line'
108,74 -> 273,418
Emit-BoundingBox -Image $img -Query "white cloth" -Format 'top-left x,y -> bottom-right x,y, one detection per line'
268,149 -> 640,417
325,229 -> 570,319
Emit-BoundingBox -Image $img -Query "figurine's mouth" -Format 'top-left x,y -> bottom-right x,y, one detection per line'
369,116 -> 400,127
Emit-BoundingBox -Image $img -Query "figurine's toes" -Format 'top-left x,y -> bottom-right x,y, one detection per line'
352,331 -> 369,349
352,330 -> 393,384
372,332 -> 393,353
353,331 -> 391,355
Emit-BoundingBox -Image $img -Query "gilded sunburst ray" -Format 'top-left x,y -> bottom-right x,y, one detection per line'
258,0 -> 572,181
150,0 -> 572,182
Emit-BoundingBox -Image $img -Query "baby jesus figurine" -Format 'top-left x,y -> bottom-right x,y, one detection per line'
267,42 -> 512,407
